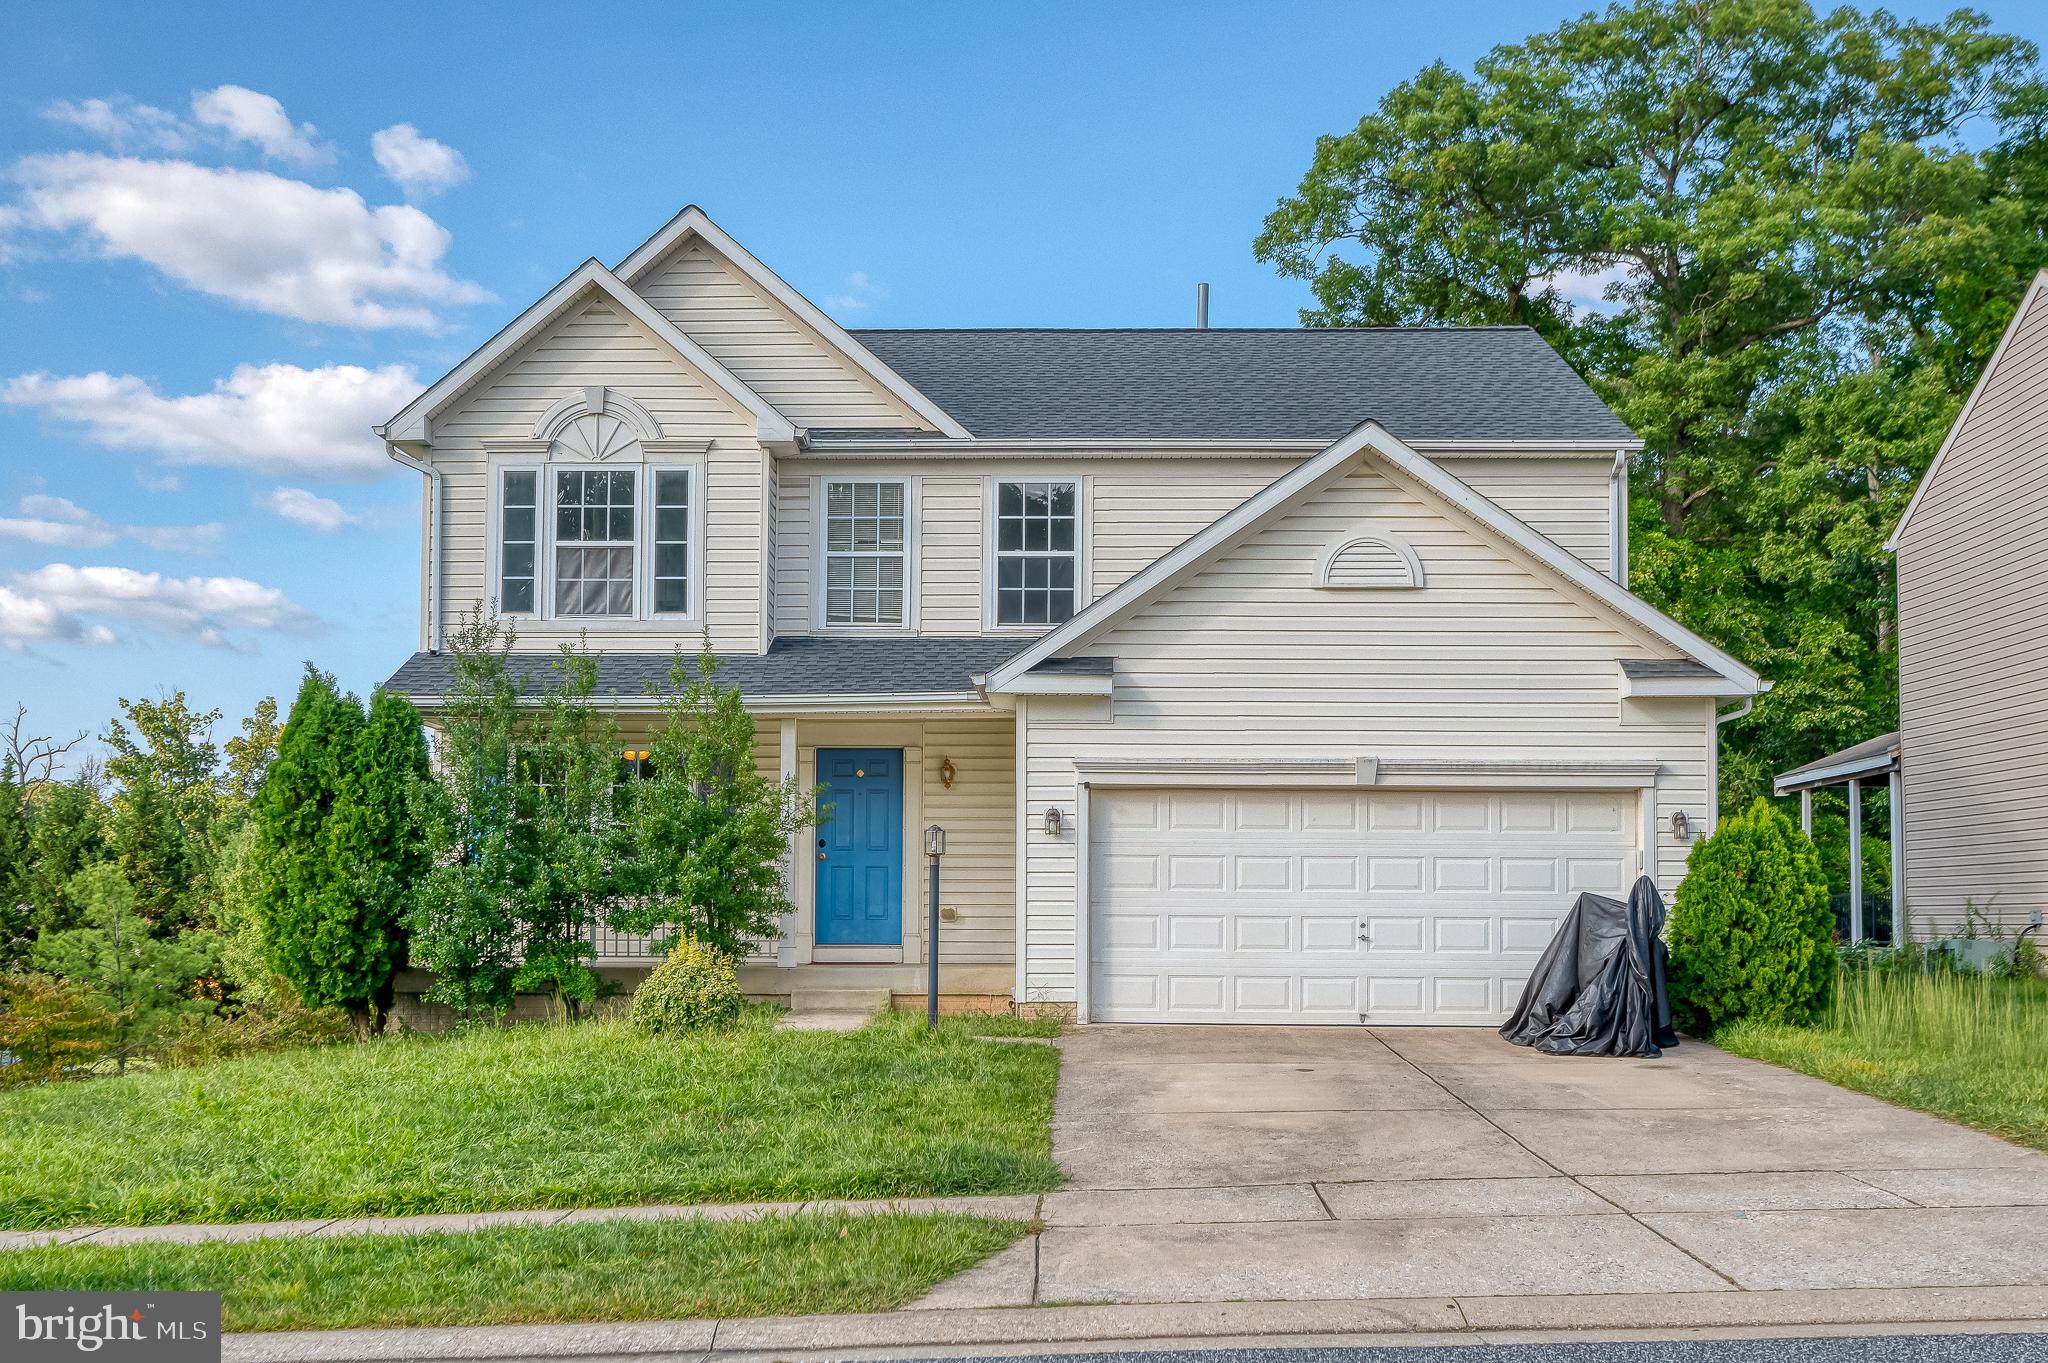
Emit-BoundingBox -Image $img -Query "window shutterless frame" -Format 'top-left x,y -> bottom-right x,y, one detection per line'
814,475 -> 918,632
487,456 -> 704,627
983,472 -> 1089,632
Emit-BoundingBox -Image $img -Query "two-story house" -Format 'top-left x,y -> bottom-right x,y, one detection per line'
378,207 -> 1762,1026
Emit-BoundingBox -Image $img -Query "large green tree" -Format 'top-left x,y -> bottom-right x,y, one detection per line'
102,693 -> 224,930
1257,0 -> 2048,807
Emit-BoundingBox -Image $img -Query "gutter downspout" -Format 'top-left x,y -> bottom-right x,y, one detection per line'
384,440 -> 443,652
1706,694 -> 1758,837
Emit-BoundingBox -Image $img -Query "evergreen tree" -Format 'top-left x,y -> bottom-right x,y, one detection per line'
325,688 -> 432,1027
103,693 -> 223,931
253,667 -> 408,1034
30,863 -> 214,1069
22,776 -> 111,938
0,763 -> 30,967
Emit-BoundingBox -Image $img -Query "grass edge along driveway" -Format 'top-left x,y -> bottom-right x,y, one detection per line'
1716,966 -> 2048,1154
0,1012 -> 1060,1229
0,1212 -> 1029,1332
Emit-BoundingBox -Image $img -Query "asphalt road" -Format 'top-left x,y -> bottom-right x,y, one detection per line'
901,1337 -> 2048,1363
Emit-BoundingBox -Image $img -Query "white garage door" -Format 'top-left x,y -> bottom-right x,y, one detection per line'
1088,787 -> 1639,1025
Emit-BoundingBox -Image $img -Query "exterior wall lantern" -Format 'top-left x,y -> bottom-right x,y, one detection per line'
1671,809 -> 1692,841
1044,806 -> 1064,837
938,757 -> 956,789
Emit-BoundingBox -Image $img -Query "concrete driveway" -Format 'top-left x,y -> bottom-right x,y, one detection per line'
921,1025 -> 2048,1316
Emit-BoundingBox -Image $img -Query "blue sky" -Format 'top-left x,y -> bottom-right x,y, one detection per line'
4,1 -> 2045,764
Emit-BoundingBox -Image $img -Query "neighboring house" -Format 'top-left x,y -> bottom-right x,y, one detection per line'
1844,267 -> 2048,943
377,206 -> 1762,1026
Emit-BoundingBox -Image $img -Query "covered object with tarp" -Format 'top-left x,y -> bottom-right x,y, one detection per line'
1500,876 -> 1678,1057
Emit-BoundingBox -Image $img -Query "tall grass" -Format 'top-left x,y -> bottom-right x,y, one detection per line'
1717,958 -> 2048,1152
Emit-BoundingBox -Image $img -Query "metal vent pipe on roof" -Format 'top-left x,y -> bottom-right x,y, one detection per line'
1196,282 -> 1210,329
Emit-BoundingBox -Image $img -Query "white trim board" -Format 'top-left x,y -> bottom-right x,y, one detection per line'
613,205 -> 970,441
1886,269 -> 2048,551
378,258 -> 796,446
983,421 -> 1762,695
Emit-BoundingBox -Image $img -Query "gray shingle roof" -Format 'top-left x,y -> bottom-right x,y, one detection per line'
382,636 -> 1077,701
1619,659 -> 1722,680
847,328 -> 1635,444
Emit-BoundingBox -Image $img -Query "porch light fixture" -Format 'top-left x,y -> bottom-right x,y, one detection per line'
924,824 -> 947,857
1044,806 -> 1064,837
939,757 -> 956,789
1671,809 -> 1692,840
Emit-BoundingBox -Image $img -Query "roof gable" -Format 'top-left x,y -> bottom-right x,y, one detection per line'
379,259 -> 795,446
985,422 -> 1761,693
1886,269 -> 2048,550
613,207 -> 968,439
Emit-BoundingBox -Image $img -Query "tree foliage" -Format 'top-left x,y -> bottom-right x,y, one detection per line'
102,693 -> 225,931
251,669 -> 430,1032
612,651 -> 817,959
29,863 -> 215,1068
1667,798 -> 1837,1033
1258,0 -> 2048,806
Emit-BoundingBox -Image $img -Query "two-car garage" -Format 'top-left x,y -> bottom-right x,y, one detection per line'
1086,787 -> 1639,1025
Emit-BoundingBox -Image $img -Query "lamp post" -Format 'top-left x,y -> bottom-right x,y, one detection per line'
924,824 -> 946,1031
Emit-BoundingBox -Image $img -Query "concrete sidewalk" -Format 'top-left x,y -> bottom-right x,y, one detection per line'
221,1289 -> 2048,1362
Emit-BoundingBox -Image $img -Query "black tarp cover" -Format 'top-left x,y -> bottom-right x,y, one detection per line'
1499,875 -> 1679,1057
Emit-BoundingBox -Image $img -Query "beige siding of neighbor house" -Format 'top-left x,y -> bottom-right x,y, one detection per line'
633,242 -> 923,429
1893,280 -> 2048,938
429,293 -> 769,654
1014,459 -> 1707,1002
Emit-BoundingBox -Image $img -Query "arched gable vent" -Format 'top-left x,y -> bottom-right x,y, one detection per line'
534,386 -> 663,462
1314,531 -> 1425,590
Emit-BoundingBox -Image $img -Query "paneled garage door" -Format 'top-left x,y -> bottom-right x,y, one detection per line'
1088,787 -> 1639,1025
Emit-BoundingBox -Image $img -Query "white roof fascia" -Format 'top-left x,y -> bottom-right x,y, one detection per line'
613,206 -> 972,441
985,420 -> 1762,694
1886,269 -> 2048,551
380,259 -> 794,446
1772,748 -> 1900,795
1617,669 -> 1754,699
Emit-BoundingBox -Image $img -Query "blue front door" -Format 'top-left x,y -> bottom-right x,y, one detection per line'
815,749 -> 904,946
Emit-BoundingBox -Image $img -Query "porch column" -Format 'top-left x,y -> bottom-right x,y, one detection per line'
778,717 -> 799,967
1889,768 -> 1906,944
1847,777 -> 1864,943
1800,789 -> 1813,837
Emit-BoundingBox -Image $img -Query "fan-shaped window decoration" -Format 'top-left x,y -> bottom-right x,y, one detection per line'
1315,531 -> 1425,590
534,387 -> 662,463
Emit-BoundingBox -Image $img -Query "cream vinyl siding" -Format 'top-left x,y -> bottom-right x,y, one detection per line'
1441,456 -> 1614,574
430,295 -> 768,653
634,242 -> 922,428
1089,458 -> 1288,595
1893,284 -> 2048,937
1016,461 -> 1709,1002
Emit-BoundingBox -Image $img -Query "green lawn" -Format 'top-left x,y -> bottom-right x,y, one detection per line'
1717,966 -> 2048,1153
0,1213 -> 1027,1332
0,1012 -> 1059,1229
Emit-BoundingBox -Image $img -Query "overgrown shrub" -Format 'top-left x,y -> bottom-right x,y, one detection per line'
0,973 -> 115,1086
629,938 -> 743,1034
160,998 -> 353,1069
1667,798 -> 1835,1034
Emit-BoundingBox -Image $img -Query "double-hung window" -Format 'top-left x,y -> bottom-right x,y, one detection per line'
555,468 -> 636,616
823,480 -> 907,626
994,479 -> 1078,625
495,464 -> 694,620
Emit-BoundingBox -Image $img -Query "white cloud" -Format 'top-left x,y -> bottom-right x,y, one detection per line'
40,97 -> 193,152
264,486 -> 354,533
0,495 -> 222,554
8,153 -> 489,329
0,563 -> 317,650
823,270 -> 885,312
190,85 -> 329,165
2,362 -> 422,481
371,123 -> 469,198
1540,261 -> 1636,317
